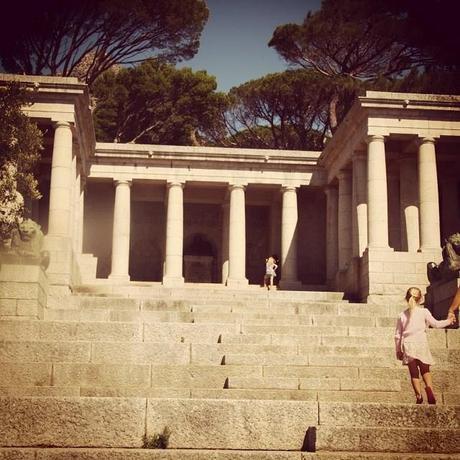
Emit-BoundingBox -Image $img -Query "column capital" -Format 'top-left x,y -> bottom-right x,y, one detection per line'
167,181 -> 184,189
417,136 -> 437,145
54,120 -> 72,129
366,134 -> 385,144
324,184 -> 338,195
228,183 -> 246,191
113,179 -> 132,188
281,185 -> 298,193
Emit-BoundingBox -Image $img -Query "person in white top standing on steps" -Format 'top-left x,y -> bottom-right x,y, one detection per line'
394,287 -> 454,405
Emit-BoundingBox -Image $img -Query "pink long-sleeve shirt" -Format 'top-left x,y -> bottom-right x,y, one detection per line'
394,307 -> 451,356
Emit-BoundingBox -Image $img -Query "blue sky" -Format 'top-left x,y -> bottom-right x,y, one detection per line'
177,0 -> 321,92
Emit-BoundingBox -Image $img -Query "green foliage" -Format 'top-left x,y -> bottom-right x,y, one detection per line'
142,427 -> 171,449
0,0 -> 208,85
268,0 -> 460,131
224,69 -> 347,149
93,60 -> 228,145
0,83 -> 43,239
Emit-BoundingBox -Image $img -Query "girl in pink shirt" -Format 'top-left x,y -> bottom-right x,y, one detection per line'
394,287 -> 453,404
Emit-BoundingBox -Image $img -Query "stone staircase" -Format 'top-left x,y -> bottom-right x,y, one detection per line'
0,284 -> 459,459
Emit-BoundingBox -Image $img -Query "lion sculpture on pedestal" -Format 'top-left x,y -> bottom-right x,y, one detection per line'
427,232 -> 460,283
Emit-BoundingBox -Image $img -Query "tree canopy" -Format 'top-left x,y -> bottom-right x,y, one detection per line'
222,70 -> 346,150
0,0 -> 208,85
268,0 -> 460,132
93,59 -> 227,145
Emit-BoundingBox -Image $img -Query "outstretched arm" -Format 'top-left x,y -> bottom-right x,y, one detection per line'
425,309 -> 454,329
447,287 -> 460,323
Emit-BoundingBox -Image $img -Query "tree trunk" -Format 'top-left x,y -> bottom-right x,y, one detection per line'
329,93 -> 339,134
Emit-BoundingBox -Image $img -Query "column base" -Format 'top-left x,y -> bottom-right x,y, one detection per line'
279,279 -> 302,290
108,273 -> 131,282
226,277 -> 248,288
162,276 -> 184,287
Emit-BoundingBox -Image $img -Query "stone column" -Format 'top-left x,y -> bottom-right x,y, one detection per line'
163,181 -> 185,286
325,185 -> 339,285
221,201 -> 229,284
418,137 -> 441,251
48,121 -> 73,236
109,180 -> 131,281
280,185 -> 301,289
337,170 -> 352,270
73,169 -> 84,254
352,153 -> 368,257
367,135 -> 389,249
227,184 -> 248,286
399,157 -> 419,252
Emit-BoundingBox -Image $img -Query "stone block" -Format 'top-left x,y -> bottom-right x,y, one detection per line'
299,378 -> 340,390
0,363 -> 52,386
447,330 -> 460,349
45,309 -> 110,322
150,364 -> 262,389
190,343 -> 297,365
337,304 -> 390,317
242,325 -> 348,336
308,355 -> 397,368
78,296 -> 140,310
227,377 -> 299,390
316,390 -> 413,404
0,386 -> 79,397
0,449 -> 35,460
296,304 -> 338,315
315,426 -> 459,453
191,388 -> 318,401
53,363 -> 151,387
33,448 -> 303,460
0,341 -> 91,363
224,353 -> 309,366
0,299 -> 16,316
311,315 -> 374,327
319,402 -> 460,428
0,397 -> 145,447
80,387 -> 190,398
143,323 -> 238,343
443,392 -> 460,405
340,378 -> 401,391
270,335 -> 322,346
0,282 -> 39,299
39,321 -> 142,341
264,366 -> 358,379
91,342 -> 190,365
146,399 -> 318,450
219,333 -> 271,344
0,320 -> 41,340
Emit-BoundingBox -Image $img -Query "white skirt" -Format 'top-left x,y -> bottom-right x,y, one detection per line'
402,340 -> 435,366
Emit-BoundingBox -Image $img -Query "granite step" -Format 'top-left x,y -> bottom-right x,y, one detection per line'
1,398 -> 458,451
0,449 -> 459,460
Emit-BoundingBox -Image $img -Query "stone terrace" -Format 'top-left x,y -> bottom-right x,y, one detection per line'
0,285 -> 459,458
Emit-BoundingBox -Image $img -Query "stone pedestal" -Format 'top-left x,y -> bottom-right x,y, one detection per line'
0,255 -> 48,319
426,277 -> 460,325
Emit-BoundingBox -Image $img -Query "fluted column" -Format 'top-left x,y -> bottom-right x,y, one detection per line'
337,170 -> 352,270
388,169 -> 401,250
221,201 -> 229,284
352,153 -> 368,257
399,157 -> 419,252
109,180 -> 131,281
48,121 -> 73,236
325,185 -> 339,284
280,185 -> 301,289
163,181 -> 184,285
418,137 -> 441,250
367,135 -> 389,248
227,184 -> 248,286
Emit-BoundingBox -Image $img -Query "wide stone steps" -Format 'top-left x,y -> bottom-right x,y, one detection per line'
0,398 -> 459,454
0,450 -> 459,460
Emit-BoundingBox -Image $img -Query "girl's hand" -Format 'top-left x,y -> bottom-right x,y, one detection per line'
447,311 -> 456,324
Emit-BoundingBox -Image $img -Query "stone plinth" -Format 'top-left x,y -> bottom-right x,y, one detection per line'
426,277 -> 460,324
0,255 -> 48,319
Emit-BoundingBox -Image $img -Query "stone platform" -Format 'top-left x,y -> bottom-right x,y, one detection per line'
0,285 -> 459,458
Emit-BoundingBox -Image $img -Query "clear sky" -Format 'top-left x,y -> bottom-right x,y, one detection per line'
177,0 -> 321,93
